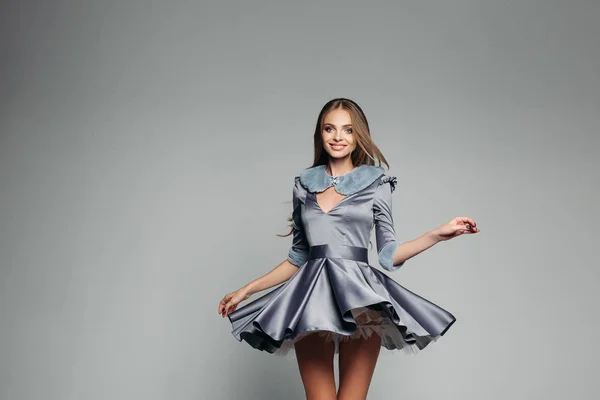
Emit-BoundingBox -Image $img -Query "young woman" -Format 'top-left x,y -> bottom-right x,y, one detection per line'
218,98 -> 479,400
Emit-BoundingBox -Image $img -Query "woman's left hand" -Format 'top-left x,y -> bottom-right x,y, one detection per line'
432,217 -> 480,241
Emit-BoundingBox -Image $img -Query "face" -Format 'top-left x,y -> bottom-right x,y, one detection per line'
321,108 -> 357,160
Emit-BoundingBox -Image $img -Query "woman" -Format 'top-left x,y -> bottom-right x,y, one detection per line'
218,98 -> 479,399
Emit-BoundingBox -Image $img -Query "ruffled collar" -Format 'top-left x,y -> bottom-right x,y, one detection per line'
299,164 -> 385,195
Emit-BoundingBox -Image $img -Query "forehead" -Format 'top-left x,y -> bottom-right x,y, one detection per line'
323,108 -> 352,125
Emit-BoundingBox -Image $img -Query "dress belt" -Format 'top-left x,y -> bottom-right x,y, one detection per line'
307,244 -> 369,263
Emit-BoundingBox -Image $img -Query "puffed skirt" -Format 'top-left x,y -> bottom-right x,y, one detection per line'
227,244 -> 456,357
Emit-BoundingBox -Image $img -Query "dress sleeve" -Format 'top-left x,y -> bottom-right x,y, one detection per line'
373,175 -> 403,271
287,177 -> 309,267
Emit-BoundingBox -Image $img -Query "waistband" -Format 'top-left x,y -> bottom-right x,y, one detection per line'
307,244 -> 369,263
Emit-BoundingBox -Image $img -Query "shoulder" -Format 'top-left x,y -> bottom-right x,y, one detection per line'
292,175 -> 308,204
373,174 -> 398,206
377,174 -> 398,193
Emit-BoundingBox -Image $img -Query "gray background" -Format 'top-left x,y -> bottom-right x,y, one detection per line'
1,0 -> 599,399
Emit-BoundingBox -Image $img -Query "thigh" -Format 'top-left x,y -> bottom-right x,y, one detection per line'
337,333 -> 382,400
294,332 -> 337,400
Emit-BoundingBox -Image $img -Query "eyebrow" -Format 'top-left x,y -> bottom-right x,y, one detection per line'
323,123 -> 353,127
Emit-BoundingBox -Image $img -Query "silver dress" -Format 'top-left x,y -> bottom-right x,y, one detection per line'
228,164 -> 456,356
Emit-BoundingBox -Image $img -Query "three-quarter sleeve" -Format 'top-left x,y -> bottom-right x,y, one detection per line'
373,176 -> 403,271
287,177 -> 309,267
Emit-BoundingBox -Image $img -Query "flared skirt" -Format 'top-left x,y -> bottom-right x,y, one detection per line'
227,253 -> 456,357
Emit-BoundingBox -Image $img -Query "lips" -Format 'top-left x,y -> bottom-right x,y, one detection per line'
329,144 -> 347,151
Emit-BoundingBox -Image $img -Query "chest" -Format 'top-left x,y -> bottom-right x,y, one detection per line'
314,186 -> 347,214
301,186 -> 377,244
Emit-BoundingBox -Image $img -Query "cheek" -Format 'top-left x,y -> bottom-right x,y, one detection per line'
348,137 -> 357,149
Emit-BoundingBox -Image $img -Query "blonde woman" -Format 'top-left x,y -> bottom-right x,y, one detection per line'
218,98 -> 479,400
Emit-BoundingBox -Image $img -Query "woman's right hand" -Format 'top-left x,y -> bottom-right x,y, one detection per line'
218,288 -> 250,318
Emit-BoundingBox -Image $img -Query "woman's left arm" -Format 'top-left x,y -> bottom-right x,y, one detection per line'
374,176 -> 479,271
391,217 -> 480,266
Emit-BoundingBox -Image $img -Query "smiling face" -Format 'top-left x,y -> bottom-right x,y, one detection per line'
321,108 -> 357,160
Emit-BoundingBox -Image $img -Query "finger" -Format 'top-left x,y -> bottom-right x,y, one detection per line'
220,301 -> 228,315
463,226 -> 479,234
455,218 -> 468,226
453,223 -> 468,232
218,297 -> 229,314
459,216 -> 476,227
457,224 -> 474,233
227,301 -> 239,315
465,224 -> 480,232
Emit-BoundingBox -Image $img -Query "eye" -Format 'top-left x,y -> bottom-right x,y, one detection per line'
345,128 -> 353,133
324,127 -> 333,132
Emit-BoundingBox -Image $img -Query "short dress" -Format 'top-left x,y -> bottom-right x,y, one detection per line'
227,164 -> 456,357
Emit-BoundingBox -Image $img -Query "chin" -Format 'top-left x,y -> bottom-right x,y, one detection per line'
326,151 -> 352,159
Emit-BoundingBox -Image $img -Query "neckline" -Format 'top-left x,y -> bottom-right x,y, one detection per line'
313,190 -> 349,215
298,164 -> 385,195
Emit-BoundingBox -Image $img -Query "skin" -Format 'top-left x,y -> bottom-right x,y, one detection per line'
218,108 -> 480,399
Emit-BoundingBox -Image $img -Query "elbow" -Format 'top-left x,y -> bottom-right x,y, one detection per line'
378,241 -> 403,272
287,248 -> 308,267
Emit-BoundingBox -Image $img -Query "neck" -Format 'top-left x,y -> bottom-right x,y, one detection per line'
326,156 -> 355,177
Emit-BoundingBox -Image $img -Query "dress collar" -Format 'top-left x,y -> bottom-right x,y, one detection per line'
298,164 -> 385,195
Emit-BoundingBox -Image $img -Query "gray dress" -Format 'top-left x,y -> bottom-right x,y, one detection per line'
228,164 -> 456,356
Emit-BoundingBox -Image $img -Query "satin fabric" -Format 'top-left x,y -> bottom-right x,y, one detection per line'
288,171 -> 402,271
227,172 -> 456,356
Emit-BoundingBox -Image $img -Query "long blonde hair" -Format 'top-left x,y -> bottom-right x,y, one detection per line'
279,98 -> 390,238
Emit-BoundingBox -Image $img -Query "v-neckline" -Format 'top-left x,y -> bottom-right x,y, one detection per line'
313,190 -> 350,215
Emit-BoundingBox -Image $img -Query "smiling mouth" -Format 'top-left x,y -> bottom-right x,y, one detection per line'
329,144 -> 347,151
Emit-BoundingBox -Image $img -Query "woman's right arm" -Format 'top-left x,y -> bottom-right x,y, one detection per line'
241,176 -> 309,296
219,260 -> 299,317
222,220 -> 307,316
239,259 -> 299,296
219,177 -> 308,317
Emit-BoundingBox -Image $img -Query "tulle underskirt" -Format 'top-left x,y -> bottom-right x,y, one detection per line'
272,305 -> 445,357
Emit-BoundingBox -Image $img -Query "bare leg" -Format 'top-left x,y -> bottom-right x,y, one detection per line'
294,332 -> 337,400
337,333 -> 382,400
